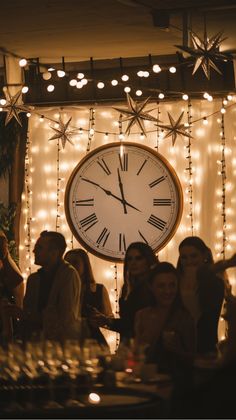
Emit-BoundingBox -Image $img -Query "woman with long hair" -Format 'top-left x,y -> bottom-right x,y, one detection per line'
176,236 -> 225,354
90,242 -> 159,344
64,248 -> 113,347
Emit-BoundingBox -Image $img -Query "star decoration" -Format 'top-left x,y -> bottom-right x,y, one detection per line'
2,89 -> 30,126
113,93 -> 158,136
157,112 -> 193,146
175,30 -> 230,79
48,116 -> 75,148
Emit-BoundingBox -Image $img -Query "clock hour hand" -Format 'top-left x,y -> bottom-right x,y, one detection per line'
117,168 -> 127,214
81,177 -> 141,212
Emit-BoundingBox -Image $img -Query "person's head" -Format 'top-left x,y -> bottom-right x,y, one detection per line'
148,262 -> 179,308
124,242 -> 158,280
0,231 -> 8,259
33,230 -> 67,268
177,236 -> 214,274
64,248 -> 95,285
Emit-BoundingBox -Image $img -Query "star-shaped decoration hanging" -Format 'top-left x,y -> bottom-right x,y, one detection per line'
113,93 -> 158,136
2,89 -> 30,126
175,30 -> 230,79
48,116 -> 76,148
157,112 -> 193,146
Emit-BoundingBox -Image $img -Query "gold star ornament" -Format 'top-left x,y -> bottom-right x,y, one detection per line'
48,116 -> 75,148
175,30 -> 230,80
2,89 -> 30,126
158,112 -> 193,146
113,93 -> 158,136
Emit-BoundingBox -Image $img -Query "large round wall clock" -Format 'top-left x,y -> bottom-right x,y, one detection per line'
65,142 -> 183,262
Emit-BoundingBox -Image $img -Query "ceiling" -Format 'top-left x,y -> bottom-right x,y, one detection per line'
1,0 -> 236,64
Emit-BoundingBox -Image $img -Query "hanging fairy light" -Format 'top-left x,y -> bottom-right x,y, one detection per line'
220,101 -> 227,258
86,108 -> 95,152
24,131 -> 32,275
186,98 -> 194,235
56,138 -> 61,231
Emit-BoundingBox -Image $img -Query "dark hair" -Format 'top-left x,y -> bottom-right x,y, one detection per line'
148,261 -> 183,310
121,242 -> 159,300
64,248 -> 96,286
40,230 -> 67,256
177,236 -> 214,273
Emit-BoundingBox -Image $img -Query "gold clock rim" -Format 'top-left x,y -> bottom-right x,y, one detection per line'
64,141 -> 183,262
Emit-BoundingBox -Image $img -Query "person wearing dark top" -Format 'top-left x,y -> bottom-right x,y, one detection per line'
0,231 -> 24,342
64,248 -> 113,348
90,242 -> 159,344
176,236 -> 225,354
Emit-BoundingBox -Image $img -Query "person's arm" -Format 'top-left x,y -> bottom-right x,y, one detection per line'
101,285 -> 114,318
211,253 -> 236,274
2,254 -> 24,303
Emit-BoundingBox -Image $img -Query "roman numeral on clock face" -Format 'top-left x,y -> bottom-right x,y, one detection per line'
97,158 -> 111,175
149,176 -> 166,188
80,213 -> 98,231
119,153 -> 128,171
73,198 -> 94,206
153,199 -> 172,206
119,233 -> 126,252
147,214 -> 166,231
96,227 -> 110,247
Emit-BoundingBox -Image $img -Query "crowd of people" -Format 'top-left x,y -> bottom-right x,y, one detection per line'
1,228 -> 236,415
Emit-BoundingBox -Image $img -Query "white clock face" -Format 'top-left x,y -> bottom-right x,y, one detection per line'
65,142 -> 183,261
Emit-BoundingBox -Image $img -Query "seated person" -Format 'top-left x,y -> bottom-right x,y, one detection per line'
135,262 -> 195,375
64,248 -> 113,348
18,231 -> 81,342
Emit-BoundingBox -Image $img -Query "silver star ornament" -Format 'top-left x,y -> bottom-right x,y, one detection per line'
158,112 -> 193,146
113,93 -> 158,136
2,89 -> 30,126
48,116 -> 75,148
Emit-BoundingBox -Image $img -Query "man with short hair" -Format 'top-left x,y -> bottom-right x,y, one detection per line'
23,230 -> 81,341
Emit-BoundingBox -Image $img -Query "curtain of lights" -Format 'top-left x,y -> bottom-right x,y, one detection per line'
19,99 -> 236,350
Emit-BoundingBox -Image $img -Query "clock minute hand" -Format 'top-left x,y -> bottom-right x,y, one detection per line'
81,177 -> 141,212
117,168 -> 127,214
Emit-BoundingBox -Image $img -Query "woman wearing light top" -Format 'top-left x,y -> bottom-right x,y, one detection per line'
176,236 -> 225,354
64,248 -> 113,348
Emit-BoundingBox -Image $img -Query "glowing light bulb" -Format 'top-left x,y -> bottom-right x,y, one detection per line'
227,94 -> 233,101
137,70 -> 144,77
81,78 -> 88,85
121,74 -> 129,81
26,112 -> 31,118
0,99 -> 6,105
143,71 -> 149,78
77,72 -> 85,79
169,66 -> 176,73
203,92 -> 209,99
76,81 -> 83,89
124,86 -> 131,93
57,70 -> 65,78
152,64 -> 161,73
111,79 -> 118,86
158,93 -> 164,99
135,90 -> 142,96
47,84 -> 55,92
221,107 -> 226,114
39,115 -> 44,122
203,117 -> 208,125
22,86 -> 29,93
19,58 -> 27,67
97,82 -> 105,89
69,79 -> 77,86
182,94 -> 188,101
